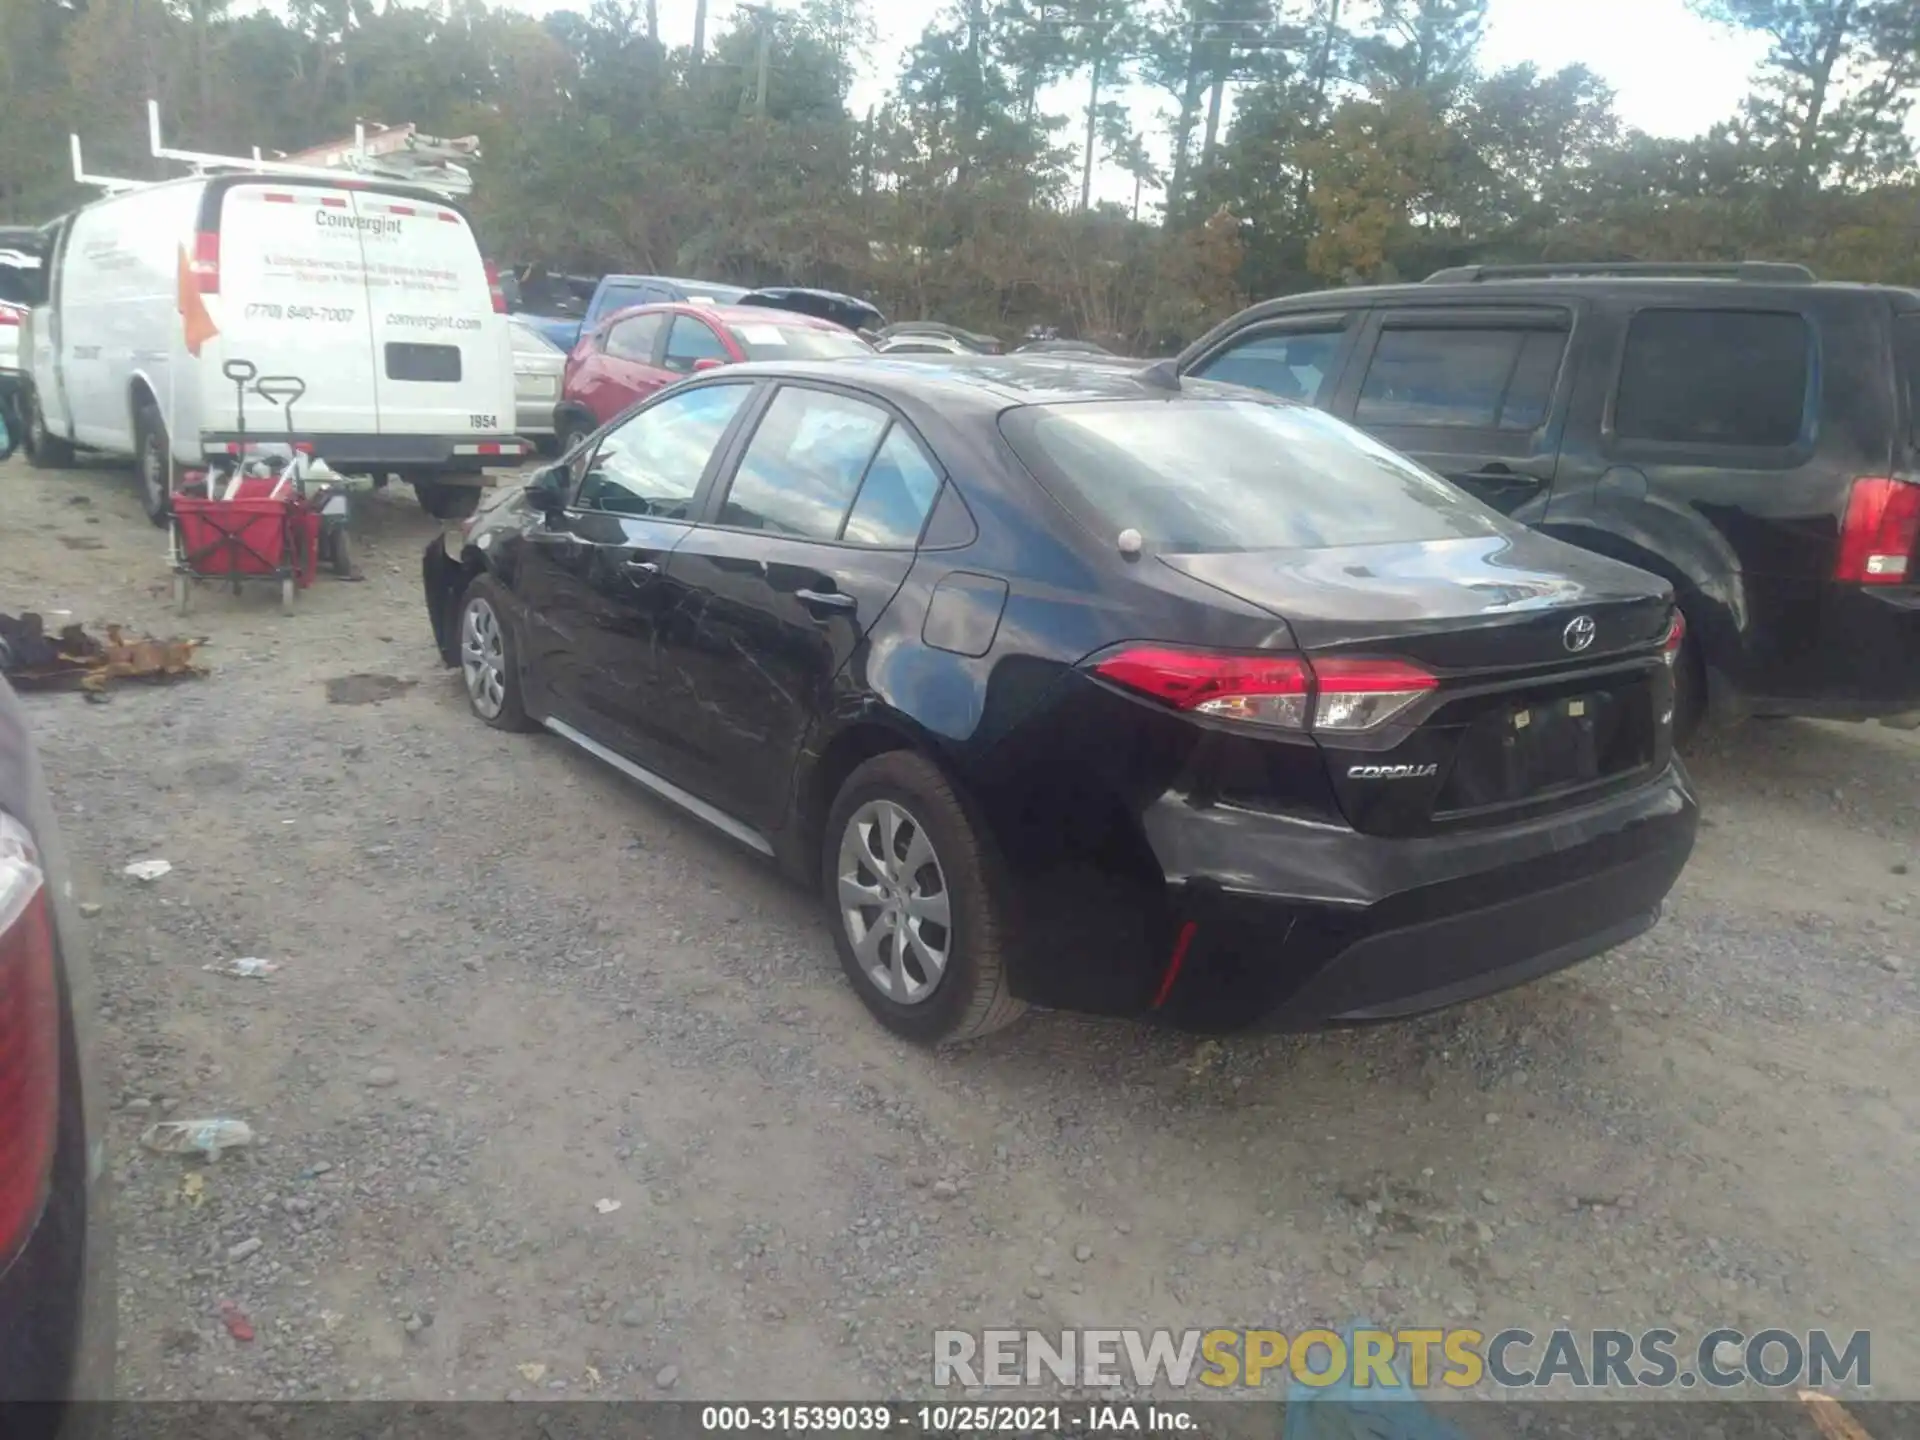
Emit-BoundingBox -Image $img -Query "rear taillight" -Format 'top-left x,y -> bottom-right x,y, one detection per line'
1309,658 -> 1439,732
190,229 -> 221,295
0,306 -> 21,329
0,813 -> 59,1269
1091,647 -> 1437,733
1835,477 -> 1919,585
484,262 -> 508,316
1662,610 -> 1686,668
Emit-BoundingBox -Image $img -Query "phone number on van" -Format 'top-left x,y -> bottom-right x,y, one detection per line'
245,303 -> 356,322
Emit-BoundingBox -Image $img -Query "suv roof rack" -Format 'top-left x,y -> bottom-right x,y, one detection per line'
1423,261 -> 1818,285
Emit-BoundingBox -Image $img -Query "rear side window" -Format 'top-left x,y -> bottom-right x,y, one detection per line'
1897,314 -> 1919,447
1356,326 -> 1568,430
385,342 -> 460,383
605,313 -> 663,362
1192,327 -> 1344,403
1614,309 -> 1811,448
1002,399 -> 1503,553
720,386 -> 891,540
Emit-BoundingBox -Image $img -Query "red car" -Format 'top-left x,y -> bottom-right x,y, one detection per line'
554,302 -> 873,449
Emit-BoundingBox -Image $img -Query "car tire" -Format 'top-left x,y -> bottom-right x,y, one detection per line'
24,387 -> 75,469
1671,620 -> 1706,747
134,400 -> 171,526
414,479 -> 482,521
457,575 -> 537,732
822,751 -> 1026,1045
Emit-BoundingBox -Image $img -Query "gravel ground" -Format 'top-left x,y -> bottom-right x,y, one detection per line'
4,458 -> 1917,1404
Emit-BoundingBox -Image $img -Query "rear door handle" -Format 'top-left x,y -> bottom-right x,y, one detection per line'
796,588 -> 856,613
623,558 -> 660,576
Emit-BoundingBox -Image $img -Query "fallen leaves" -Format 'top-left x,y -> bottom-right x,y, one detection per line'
0,612 -> 206,694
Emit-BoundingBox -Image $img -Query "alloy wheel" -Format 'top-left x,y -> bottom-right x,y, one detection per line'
461,597 -> 508,719
837,799 -> 952,1005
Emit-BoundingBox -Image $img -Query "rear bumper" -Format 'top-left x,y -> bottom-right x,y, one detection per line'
1736,585 -> 1920,720
1144,763 -> 1698,1031
198,431 -> 532,471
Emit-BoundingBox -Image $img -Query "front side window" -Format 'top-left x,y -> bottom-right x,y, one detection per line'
663,315 -> 730,374
577,383 -> 749,519
1614,309 -> 1811,448
1002,398 -> 1503,553
720,387 -> 891,541
1193,326 -> 1344,404
1356,326 -> 1569,430
604,312 -> 663,362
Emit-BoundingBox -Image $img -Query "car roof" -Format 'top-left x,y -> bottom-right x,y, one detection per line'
710,354 -> 1253,411
598,301 -> 852,332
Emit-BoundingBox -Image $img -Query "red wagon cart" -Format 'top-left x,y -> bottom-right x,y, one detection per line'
168,362 -> 345,615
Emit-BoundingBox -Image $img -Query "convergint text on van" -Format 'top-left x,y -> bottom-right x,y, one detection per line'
314,209 -> 402,238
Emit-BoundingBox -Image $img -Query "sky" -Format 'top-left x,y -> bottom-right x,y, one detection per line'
528,0 -> 1772,206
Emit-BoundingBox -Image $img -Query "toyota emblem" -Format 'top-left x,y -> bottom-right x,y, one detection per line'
1563,615 -> 1597,653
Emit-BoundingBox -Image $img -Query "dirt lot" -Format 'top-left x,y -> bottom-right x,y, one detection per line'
4,456 -> 1917,1404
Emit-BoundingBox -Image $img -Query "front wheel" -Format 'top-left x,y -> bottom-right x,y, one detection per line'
458,576 -> 537,732
328,525 -> 356,578
823,752 -> 1026,1045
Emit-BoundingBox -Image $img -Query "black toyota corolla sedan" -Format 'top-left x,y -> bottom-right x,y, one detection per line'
423,357 -> 1698,1042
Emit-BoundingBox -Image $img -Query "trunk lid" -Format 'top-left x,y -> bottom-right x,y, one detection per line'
1158,534 -> 1675,836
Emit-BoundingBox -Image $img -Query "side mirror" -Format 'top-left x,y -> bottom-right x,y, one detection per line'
524,464 -> 569,515
692,357 -> 726,374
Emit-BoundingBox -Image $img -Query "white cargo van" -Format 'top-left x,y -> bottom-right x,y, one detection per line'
20,174 -> 527,520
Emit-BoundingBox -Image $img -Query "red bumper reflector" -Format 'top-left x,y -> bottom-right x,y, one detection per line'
1152,921 -> 1199,1009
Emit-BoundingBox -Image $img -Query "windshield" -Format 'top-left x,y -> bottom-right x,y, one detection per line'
733,323 -> 873,362
1000,398 -> 1505,553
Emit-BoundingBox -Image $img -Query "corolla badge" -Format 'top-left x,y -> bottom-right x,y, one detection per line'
1348,763 -> 1439,780
1562,614 -> 1597,653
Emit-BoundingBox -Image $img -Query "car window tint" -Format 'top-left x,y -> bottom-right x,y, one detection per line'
1002,398 -> 1503,553
663,316 -> 729,374
600,282 -> 653,313
720,387 -> 891,540
1615,309 -> 1810,447
843,427 -> 943,547
578,384 -> 749,519
1193,327 -> 1343,403
1356,327 -> 1568,430
604,313 -> 662,362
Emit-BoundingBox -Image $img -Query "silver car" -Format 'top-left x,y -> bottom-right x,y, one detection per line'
509,318 -> 566,450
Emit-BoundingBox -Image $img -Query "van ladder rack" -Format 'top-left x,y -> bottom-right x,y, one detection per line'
68,101 -> 474,199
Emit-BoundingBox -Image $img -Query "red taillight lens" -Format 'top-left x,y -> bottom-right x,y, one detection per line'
1093,647 -> 1311,729
1836,477 -> 1919,585
1661,610 -> 1687,667
0,305 -> 21,328
484,262 -> 508,315
1090,647 -> 1436,732
0,814 -> 59,1269
191,229 -> 221,295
